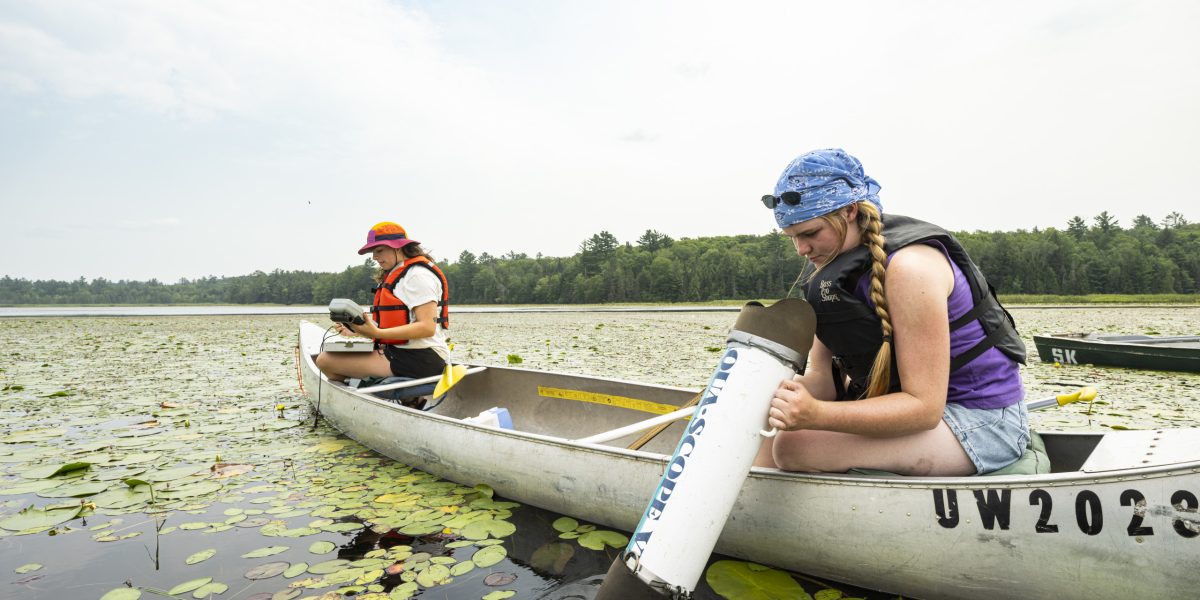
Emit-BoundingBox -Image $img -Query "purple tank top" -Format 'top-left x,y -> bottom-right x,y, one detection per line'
856,242 -> 1024,409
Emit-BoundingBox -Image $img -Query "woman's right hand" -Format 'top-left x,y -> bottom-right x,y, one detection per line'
767,378 -> 822,432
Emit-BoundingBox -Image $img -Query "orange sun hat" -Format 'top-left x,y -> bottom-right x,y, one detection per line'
358,222 -> 419,255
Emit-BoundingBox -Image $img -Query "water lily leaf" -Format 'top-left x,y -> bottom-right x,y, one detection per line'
2,428 -> 65,444
20,462 -> 91,479
308,558 -> 350,574
14,563 -> 43,574
577,530 -> 628,551
283,562 -> 309,578
374,492 -> 418,504
191,582 -> 228,598
469,498 -> 520,510
146,464 -> 207,482
90,486 -> 151,509
157,480 -> 222,499
210,463 -> 254,479
185,548 -> 217,565
236,517 -> 272,528
482,592 -> 516,600
388,581 -> 418,599
111,452 -> 162,465
483,572 -> 517,586
100,588 -> 142,600
449,561 -> 475,576
551,517 -> 578,533
36,480 -> 110,498
168,576 -> 212,595
242,545 -> 289,558
461,518 -> 516,540
0,504 -> 83,531
308,540 -> 336,554
244,561 -> 290,580
93,466 -> 149,481
0,479 -> 62,496
471,545 -> 507,568
705,560 -> 808,600
415,563 -> 451,588
276,526 -> 320,537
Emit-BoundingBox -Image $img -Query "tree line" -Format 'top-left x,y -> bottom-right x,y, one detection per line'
2,212 -> 1196,306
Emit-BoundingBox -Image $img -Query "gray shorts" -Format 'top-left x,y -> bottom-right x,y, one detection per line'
942,401 -> 1030,474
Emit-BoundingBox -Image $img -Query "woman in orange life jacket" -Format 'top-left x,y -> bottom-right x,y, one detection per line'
314,222 -> 450,383
754,149 -> 1028,476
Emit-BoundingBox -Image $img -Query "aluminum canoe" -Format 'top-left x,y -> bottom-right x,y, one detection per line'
298,321 -> 1200,599
1034,332 -> 1200,373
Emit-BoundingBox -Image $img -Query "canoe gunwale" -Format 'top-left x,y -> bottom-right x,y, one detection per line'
299,321 -> 1200,490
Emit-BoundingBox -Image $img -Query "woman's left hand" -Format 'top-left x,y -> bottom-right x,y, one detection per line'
351,317 -> 381,339
767,378 -> 822,432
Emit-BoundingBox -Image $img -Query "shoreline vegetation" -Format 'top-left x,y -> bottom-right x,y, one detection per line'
3,214 -> 1197,306
2,294 -> 1200,310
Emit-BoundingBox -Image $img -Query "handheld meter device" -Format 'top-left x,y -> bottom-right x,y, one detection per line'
328,298 -> 368,326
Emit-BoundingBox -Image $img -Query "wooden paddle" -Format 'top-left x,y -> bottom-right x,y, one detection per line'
626,392 -> 702,451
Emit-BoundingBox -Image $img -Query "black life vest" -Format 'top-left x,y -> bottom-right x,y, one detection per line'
801,214 -> 1025,400
371,256 -> 450,346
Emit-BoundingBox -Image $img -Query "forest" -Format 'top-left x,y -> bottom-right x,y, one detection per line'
2,212 -> 1197,306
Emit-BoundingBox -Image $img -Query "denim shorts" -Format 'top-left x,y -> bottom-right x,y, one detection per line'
942,401 -> 1030,474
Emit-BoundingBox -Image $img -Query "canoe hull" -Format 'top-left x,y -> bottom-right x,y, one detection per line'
1034,333 -> 1200,372
299,322 -> 1200,599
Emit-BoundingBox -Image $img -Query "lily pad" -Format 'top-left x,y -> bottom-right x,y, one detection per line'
449,561 -> 475,576
191,582 -> 228,598
578,530 -> 628,551
461,518 -> 516,540
551,517 -> 579,533
145,464 -> 207,482
705,560 -> 807,600
308,540 -> 336,554
14,563 -> 43,574
20,462 -> 91,479
308,558 -> 351,574
99,588 -> 142,600
157,480 -> 222,499
244,561 -> 290,580
0,504 -> 83,531
471,545 -> 508,568
283,562 -> 309,578
415,563 -> 451,588
241,545 -> 289,558
90,486 -> 151,509
483,572 -> 517,586
0,479 -> 62,496
482,592 -> 516,600
167,577 -> 213,595
185,548 -> 217,565
36,480 -> 110,498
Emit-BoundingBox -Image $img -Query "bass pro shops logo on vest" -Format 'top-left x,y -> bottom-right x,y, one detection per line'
819,280 -> 840,303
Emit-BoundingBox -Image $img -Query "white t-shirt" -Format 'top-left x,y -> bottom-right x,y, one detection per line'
391,266 -> 450,362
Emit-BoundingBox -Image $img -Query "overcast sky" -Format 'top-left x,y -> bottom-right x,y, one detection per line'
1,1 -> 1196,282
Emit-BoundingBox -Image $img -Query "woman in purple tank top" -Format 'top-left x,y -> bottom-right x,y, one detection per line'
755,149 -> 1028,475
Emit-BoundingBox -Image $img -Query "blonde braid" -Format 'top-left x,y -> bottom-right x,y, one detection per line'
859,203 -> 894,398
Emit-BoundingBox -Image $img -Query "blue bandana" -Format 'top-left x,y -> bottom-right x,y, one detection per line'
771,148 -> 883,229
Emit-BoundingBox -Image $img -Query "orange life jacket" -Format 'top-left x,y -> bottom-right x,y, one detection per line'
371,256 -> 450,346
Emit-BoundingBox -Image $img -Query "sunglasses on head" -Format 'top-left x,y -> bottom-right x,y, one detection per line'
761,177 -> 854,209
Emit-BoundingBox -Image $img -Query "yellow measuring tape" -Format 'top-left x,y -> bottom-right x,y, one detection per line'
537,386 -> 680,415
